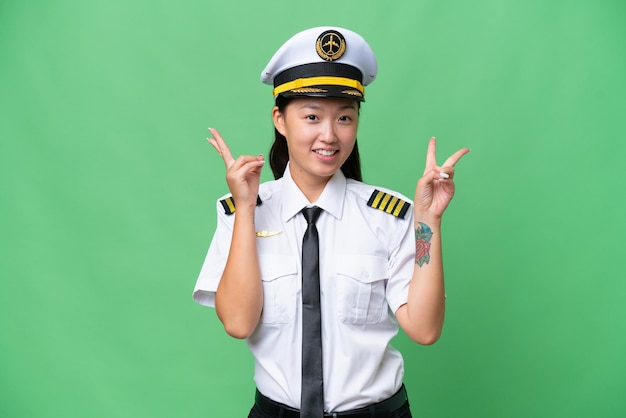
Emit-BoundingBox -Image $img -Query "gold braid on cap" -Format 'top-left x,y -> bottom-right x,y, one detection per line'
273,76 -> 364,97
289,88 -> 328,94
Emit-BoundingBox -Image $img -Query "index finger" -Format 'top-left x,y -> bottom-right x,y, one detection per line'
442,147 -> 470,168
424,137 -> 438,173
207,128 -> 235,167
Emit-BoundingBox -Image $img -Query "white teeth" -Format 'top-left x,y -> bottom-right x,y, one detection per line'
314,149 -> 336,156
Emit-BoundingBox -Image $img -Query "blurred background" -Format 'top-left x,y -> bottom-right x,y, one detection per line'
1,0 -> 625,416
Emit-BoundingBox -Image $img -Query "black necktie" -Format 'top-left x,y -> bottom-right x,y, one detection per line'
300,206 -> 324,418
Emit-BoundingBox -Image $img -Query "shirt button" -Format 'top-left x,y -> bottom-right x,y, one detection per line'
362,272 -> 369,279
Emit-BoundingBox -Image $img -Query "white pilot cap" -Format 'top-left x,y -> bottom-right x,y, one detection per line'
260,26 -> 378,102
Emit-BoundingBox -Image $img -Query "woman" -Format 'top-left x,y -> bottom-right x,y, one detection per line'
194,26 -> 469,418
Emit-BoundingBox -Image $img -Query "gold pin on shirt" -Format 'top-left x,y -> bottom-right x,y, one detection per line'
255,230 -> 282,238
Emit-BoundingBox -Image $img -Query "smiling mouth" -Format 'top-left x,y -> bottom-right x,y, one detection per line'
313,149 -> 338,156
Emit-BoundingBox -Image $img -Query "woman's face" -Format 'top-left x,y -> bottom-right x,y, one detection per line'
272,97 -> 359,188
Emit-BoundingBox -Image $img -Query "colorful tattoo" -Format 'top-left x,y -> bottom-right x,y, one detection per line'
415,222 -> 433,267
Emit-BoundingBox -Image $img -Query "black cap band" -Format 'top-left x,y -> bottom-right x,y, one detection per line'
274,62 -> 363,87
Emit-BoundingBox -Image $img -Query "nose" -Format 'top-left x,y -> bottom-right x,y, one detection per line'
319,121 -> 337,143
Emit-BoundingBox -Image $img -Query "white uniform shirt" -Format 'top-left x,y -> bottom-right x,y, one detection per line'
194,165 -> 416,412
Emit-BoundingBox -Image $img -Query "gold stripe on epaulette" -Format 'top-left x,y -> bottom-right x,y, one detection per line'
219,197 -> 236,215
219,196 -> 262,215
367,189 -> 409,219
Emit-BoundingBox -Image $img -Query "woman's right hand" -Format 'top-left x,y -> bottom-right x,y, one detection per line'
207,128 -> 265,214
209,128 -> 265,338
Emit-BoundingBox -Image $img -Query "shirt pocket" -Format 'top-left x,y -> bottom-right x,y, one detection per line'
336,255 -> 388,325
259,254 -> 298,325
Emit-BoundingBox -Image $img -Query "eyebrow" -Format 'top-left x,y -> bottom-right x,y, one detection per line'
298,103 -> 358,111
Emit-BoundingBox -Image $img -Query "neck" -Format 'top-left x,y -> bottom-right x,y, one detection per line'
289,166 -> 332,203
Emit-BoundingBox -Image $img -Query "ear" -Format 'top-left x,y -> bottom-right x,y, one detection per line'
272,106 -> 286,136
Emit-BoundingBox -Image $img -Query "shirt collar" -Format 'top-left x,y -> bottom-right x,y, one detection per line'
281,162 -> 347,223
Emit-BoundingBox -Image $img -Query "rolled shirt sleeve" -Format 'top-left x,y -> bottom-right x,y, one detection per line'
193,198 -> 233,307
385,202 -> 416,315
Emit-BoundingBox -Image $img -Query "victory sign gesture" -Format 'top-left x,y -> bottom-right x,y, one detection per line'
414,137 -> 470,220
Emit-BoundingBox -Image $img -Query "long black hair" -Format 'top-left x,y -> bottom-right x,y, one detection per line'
269,95 -> 363,181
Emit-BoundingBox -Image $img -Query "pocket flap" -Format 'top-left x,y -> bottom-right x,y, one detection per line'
336,255 -> 388,283
259,254 -> 298,282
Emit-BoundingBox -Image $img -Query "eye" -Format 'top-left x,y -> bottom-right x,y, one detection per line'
306,114 -> 318,121
338,115 -> 352,122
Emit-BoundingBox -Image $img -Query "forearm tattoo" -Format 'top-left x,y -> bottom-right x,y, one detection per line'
415,222 -> 433,267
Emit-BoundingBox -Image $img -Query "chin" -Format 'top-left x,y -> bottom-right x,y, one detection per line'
313,164 -> 342,178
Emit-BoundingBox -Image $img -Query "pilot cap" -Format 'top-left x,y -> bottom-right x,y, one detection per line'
261,26 -> 377,102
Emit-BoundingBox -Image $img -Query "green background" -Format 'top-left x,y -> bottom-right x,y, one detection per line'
2,0 -> 625,417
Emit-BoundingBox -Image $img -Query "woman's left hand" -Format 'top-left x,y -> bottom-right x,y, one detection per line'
414,137 -> 470,220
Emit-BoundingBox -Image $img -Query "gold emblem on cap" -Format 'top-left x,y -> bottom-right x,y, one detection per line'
316,30 -> 346,61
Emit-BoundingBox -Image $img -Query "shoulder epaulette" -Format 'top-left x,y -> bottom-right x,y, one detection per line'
366,189 -> 410,219
219,195 -> 262,215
